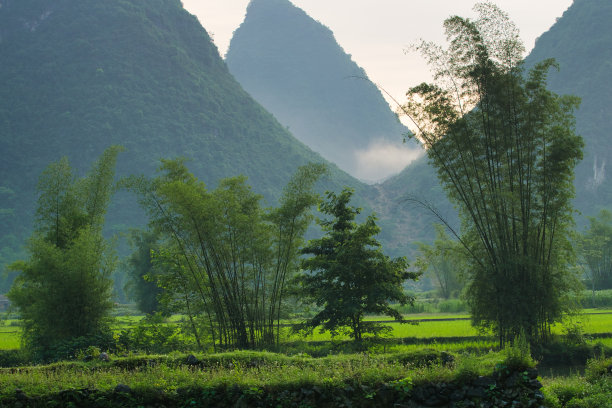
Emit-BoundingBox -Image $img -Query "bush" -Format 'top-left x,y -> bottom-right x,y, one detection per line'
0,349 -> 30,367
391,349 -> 455,368
535,341 -> 610,368
585,356 -> 612,381
116,313 -> 192,354
502,332 -> 534,371
42,332 -> 116,362
437,299 -> 468,313
575,289 -> 612,308
544,374 -> 612,408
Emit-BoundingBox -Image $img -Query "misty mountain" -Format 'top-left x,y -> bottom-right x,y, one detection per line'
0,0 -> 368,290
225,0 -> 422,182
525,0 -> 612,219
377,0 -> 612,234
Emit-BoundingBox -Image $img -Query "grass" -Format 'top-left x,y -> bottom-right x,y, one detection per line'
286,318 -> 482,342
0,349 -> 521,397
0,306 -> 608,407
541,357 -> 612,407
1,308 -> 610,351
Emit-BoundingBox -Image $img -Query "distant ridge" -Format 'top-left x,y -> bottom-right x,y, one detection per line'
525,0 -> 612,218
226,0 -> 421,181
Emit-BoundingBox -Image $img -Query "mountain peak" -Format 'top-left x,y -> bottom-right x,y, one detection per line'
227,0 -> 421,181
0,0 -> 364,289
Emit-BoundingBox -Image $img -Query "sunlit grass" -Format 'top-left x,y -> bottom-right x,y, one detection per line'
0,330 -> 20,350
0,350 -> 521,397
551,312 -> 612,335
285,318 -> 484,342
1,309 -> 610,351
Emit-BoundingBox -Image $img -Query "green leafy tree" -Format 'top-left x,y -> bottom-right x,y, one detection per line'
580,209 -> 612,292
415,225 -> 466,299
8,146 -> 122,359
124,229 -> 164,315
298,188 -> 419,342
128,160 -> 326,349
400,3 -> 583,346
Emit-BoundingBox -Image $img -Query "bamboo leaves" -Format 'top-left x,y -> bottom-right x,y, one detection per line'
400,3 -> 583,346
128,161 -> 325,349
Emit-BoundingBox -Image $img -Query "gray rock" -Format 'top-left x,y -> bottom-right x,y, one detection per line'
186,354 -> 199,365
449,388 -> 466,401
114,384 -> 132,394
466,386 -> 486,399
15,389 -> 29,401
528,379 -> 543,389
473,376 -> 496,388
526,368 -> 538,379
504,372 -> 522,388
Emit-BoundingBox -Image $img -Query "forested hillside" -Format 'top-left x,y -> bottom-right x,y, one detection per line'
0,0 -> 365,291
525,0 -> 612,219
226,0 -> 421,181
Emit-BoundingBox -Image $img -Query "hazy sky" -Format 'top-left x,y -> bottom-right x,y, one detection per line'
182,0 -> 574,102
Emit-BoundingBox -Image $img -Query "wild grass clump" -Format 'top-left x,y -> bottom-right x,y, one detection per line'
0,348 -> 551,407
0,349 -> 30,367
535,340 -> 611,370
542,356 -> 612,407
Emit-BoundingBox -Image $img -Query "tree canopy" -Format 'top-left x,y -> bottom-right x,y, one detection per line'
580,209 -> 612,292
298,188 -> 419,342
401,3 -> 583,346
8,146 -> 122,360
128,160 -> 326,349
415,225 -> 466,299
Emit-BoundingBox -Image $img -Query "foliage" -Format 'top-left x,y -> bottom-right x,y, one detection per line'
123,229 -> 164,314
414,224 -> 466,299
0,0 -> 362,294
401,3 -> 583,346
7,147 -> 122,360
543,356 -> 612,408
575,289 -> 612,308
297,188 -> 420,342
44,332 -> 116,362
0,349 -> 545,407
127,161 -> 326,349
579,209 -> 612,291
116,313 -> 191,354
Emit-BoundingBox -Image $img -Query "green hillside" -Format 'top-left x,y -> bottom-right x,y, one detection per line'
0,0 -> 365,290
524,0 -> 612,219
226,0 -> 420,181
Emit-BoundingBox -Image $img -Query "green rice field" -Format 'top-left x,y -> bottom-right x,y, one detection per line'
1,309 -> 611,351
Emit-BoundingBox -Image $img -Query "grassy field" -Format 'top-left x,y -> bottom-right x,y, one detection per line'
284,311 -> 612,342
2,309 -> 611,351
0,308 -> 610,407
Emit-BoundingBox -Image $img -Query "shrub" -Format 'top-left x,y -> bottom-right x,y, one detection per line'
575,289 -> 612,308
116,313 -> 192,354
0,349 -> 30,367
42,332 -> 116,362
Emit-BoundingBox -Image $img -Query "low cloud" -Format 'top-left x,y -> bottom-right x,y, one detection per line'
354,140 -> 424,183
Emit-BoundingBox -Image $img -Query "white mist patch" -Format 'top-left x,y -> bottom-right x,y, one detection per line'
354,141 -> 424,183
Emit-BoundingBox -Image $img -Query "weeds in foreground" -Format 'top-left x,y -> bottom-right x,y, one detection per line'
542,356 -> 612,408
